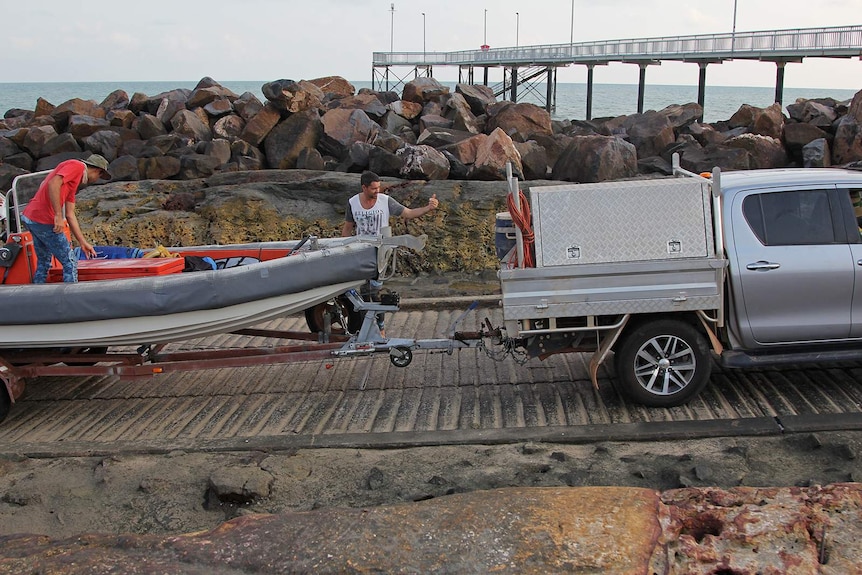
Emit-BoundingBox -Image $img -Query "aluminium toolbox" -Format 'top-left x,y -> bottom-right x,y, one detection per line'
529,178 -> 714,267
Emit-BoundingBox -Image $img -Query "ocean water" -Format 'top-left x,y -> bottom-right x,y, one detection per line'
0,80 -> 857,125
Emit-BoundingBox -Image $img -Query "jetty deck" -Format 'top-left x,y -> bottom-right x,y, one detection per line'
373,25 -> 862,119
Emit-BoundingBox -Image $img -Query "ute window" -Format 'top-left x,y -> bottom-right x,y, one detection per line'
743,189 -> 836,246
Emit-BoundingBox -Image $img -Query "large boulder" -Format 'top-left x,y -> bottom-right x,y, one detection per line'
752,103 -> 785,139
485,102 -> 552,141
724,133 -> 788,169
239,103 -> 282,147
319,108 -> 380,159
307,75 -> 355,98
264,110 -> 322,170
552,135 -> 637,183
325,94 -> 387,119
397,144 -> 450,180
455,83 -> 496,116
658,102 -> 703,130
803,138 -> 831,168
622,110 -> 675,159
262,79 -> 323,113
468,127 -> 523,181
402,77 -> 450,104
170,109 -> 212,143
832,116 -> 862,165
438,133 -> 487,165
445,93 -> 482,134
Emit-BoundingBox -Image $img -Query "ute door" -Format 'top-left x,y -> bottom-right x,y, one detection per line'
846,187 -> 862,336
731,187 -> 854,344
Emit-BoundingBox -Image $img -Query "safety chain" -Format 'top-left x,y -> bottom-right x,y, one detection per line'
478,336 -> 530,365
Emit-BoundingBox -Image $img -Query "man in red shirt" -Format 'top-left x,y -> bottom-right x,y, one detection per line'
21,155 -> 109,283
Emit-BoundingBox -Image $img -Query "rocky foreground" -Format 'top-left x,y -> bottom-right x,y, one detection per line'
2,76 -> 862,196
1,483 -> 860,574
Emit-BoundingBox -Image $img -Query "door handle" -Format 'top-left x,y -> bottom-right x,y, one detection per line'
746,261 -> 780,271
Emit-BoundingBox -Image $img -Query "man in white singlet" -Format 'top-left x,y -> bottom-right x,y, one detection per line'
342,171 -> 439,336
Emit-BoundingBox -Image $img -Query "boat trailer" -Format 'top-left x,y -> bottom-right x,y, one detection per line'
0,291 -> 525,422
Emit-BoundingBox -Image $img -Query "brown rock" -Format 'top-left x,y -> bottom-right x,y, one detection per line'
803,138 -> 831,167
67,115 -> 111,141
848,88 -> 862,123
202,98 -> 234,118
233,92 -> 264,122
485,102 -> 553,140
514,140 -> 550,180
21,125 -> 59,158
137,114 -> 168,140
34,97 -> 55,118
99,89 -> 130,112
397,144 -> 450,180
402,77 -> 450,104
832,116 -> 862,165
325,93 -> 387,119
552,135 -> 637,183
387,100 -> 423,120
262,79 -> 323,113
469,127 -> 523,180
753,103 -> 785,139
455,83 -> 497,116
264,110 -> 322,170
40,133 -> 81,157
658,102 -> 703,129
240,103 -> 282,147
307,75 -> 356,98
319,108 -> 380,159
725,133 -> 788,169
622,110 -> 675,159
783,122 -> 829,151
138,156 -> 182,180
170,109 -> 212,143
446,93 -> 482,134
212,114 -> 246,142
419,114 -> 453,132
439,133 -> 487,165
107,109 -> 136,129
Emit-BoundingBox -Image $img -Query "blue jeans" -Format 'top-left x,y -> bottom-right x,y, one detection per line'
22,215 -> 77,283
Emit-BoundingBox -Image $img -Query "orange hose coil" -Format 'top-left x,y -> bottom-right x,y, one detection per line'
506,189 -> 535,268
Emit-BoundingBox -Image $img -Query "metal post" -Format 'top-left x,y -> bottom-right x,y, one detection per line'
774,61 -> 785,105
510,67 -> 518,102
586,64 -> 594,120
390,3 -> 395,54
570,0 -> 575,52
697,62 -> 707,121
637,64 -> 647,114
422,12 -> 426,56
731,0 -> 738,54
484,9 -> 487,46
516,12 -> 519,47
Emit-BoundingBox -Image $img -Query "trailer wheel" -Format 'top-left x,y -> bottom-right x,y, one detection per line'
389,347 -> 413,368
305,296 -> 362,335
614,319 -> 711,407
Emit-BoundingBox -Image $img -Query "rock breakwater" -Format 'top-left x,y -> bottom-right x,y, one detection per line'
2,76 -> 862,195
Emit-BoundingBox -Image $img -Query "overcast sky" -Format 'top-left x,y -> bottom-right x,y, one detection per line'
3,0 -> 861,88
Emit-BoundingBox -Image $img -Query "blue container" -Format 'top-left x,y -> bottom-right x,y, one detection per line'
495,212 -> 516,260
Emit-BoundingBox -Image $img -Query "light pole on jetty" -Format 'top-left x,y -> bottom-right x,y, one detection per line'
385,3 -> 395,91
731,0 -> 738,54
422,12 -> 426,56
515,12 -> 519,47
484,9 -> 488,46
569,0 -> 574,50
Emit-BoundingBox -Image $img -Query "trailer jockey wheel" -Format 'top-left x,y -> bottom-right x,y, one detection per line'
389,346 -> 413,367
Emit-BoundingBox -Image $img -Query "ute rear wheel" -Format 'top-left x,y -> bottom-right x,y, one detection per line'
305,296 -> 362,335
0,386 -> 11,423
614,319 -> 711,407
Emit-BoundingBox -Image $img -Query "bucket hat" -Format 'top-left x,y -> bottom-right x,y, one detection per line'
82,154 -> 111,179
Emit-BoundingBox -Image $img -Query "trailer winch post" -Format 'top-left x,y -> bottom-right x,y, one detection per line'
506,162 -> 525,269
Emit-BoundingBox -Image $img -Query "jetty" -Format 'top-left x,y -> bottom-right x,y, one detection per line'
372,24 -> 862,119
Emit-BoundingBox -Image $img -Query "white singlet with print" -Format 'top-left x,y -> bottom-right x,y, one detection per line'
347,194 -> 405,236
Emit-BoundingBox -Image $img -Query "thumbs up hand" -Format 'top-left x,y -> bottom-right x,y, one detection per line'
428,193 -> 439,210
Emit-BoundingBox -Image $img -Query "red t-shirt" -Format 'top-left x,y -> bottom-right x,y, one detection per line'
22,160 -> 86,225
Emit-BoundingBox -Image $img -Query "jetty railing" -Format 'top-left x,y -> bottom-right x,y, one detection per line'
371,24 -> 862,120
